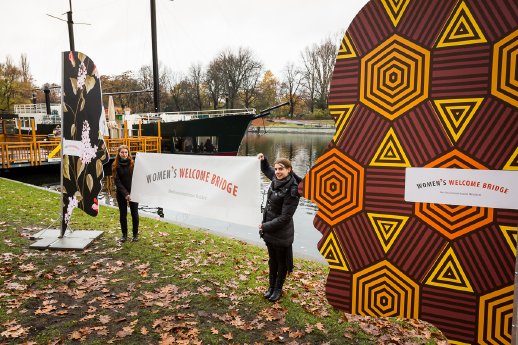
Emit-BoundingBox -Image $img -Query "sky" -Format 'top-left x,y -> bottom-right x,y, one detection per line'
1,0 -> 369,86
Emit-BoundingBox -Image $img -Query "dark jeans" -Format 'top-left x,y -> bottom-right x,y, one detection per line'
116,193 -> 139,237
266,244 -> 293,289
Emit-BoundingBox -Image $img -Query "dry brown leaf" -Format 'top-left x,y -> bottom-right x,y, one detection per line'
305,324 -> 314,333
289,329 -> 304,338
116,326 -> 134,338
315,322 -> 325,331
69,331 -> 82,341
19,263 -> 36,272
99,315 -> 111,324
0,321 -> 29,339
265,331 -> 278,341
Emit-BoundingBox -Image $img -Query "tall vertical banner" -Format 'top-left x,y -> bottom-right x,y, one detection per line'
301,0 -> 518,344
131,153 -> 261,228
61,51 -> 109,235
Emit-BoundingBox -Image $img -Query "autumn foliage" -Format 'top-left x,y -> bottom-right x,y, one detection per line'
0,178 -> 447,344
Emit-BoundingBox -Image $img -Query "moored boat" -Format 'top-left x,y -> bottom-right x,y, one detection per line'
1,101 -> 287,170
129,107 -> 277,156
13,103 -> 61,136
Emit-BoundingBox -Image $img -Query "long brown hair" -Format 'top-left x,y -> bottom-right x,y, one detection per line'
111,145 -> 134,177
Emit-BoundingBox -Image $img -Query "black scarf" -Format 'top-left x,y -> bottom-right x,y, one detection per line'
272,174 -> 293,190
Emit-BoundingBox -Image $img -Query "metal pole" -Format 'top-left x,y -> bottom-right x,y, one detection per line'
150,0 -> 160,112
67,0 -> 75,51
67,11 -> 75,51
44,86 -> 51,115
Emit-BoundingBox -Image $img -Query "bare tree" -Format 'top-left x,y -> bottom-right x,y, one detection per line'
240,64 -> 262,109
20,54 -> 32,84
136,65 -> 154,112
300,37 -> 338,112
187,63 -> 203,110
300,45 -> 319,113
205,59 -> 224,109
315,38 -> 337,109
218,48 -> 262,109
280,62 -> 303,117
135,63 -> 172,112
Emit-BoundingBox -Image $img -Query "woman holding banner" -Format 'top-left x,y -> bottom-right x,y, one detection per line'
112,145 -> 139,242
257,153 -> 301,302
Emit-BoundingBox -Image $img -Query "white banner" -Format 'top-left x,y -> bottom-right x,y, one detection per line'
131,153 -> 261,227
405,168 -> 518,209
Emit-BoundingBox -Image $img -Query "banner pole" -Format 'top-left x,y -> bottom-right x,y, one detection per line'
59,52 -> 66,238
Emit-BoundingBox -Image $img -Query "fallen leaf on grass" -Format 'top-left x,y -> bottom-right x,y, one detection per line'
289,329 -> 304,338
0,320 -> 29,339
99,315 -> 111,324
69,330 -> 83,341
19,263 -> 36,272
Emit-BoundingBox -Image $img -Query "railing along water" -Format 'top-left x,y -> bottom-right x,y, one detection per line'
0,136 -> 161,169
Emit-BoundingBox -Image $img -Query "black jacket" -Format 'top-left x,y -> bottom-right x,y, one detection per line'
114,160 -> 133,198
261,158 -> 301,247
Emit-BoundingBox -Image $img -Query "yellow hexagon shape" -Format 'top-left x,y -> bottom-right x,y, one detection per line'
360,34 -> 430,120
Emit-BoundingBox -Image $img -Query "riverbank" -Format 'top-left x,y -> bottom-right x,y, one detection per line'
248,118 -> 335,134
0,178 -> 447,344
248,126 -> 335,134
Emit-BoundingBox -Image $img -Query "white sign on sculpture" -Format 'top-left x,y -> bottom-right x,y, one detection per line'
405,168 -> 518,210
131,152 -> 261,227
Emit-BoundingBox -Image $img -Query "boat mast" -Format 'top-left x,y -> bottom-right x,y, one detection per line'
150,0 -> 160,112
67,0 -> 75,51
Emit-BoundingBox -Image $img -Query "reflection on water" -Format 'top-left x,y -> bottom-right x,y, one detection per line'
240,132 -> 331,179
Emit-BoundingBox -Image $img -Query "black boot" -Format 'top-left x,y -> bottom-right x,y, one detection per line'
269,272 -> 285,302
264,270 -> 277,299
263,288 -> 274,299
268,288 -> 282,302
119,231 -> 128,242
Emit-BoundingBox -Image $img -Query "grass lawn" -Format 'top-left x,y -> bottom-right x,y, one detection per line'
0,178 -> 447,344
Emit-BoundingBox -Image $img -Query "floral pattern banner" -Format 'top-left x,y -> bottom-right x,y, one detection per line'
61,51 -> 109,234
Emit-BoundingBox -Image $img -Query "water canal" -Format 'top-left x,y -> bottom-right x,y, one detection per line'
5,132 -> 333,262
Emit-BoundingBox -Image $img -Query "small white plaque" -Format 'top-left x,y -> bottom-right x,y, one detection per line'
405,168 -> 518,210
63,139 -> 82,157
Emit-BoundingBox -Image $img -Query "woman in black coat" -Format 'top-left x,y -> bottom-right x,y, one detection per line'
257,153 -> 301,302
112,145 -> 139,242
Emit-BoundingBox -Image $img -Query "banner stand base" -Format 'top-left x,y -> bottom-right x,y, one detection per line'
29,229 -> 103,250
